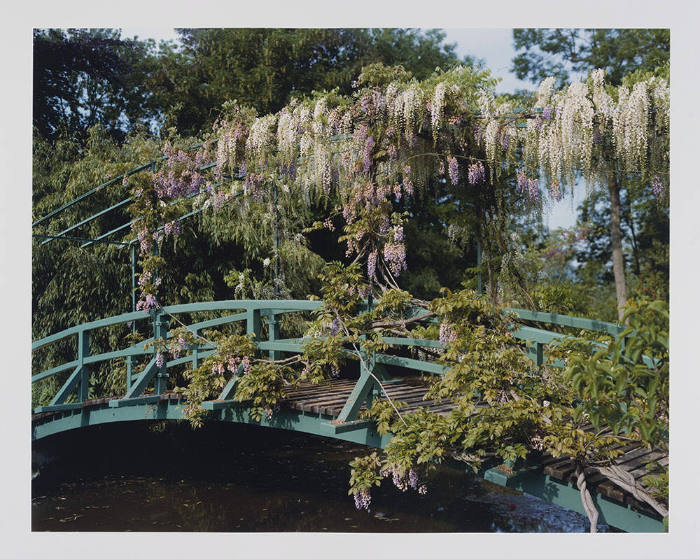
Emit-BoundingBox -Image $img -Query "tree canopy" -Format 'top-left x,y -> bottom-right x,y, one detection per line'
512,29 -> 670,87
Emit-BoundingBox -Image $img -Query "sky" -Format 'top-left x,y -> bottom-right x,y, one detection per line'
119,26 -> 583,229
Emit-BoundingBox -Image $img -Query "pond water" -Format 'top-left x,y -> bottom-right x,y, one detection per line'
32,421 -> 611,532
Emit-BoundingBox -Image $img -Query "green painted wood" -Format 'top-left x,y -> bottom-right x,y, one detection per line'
34,402 -> 83,413
44,330 -> 90,406
257,340 -> 305,353
526,341 -> 544,366
40,197 -> 133,245
485,465 -> 664,533
82,341 -> 153,365
336,351 -> 377,422
508,308 -> 625,336
166,349 -> 215,368
180,311 -> 248,331
32,360 -> 79,383
380,337 -> 443,349
217,363 -> 243,400
268,313 -> 282,361
47,366 -> 84,407
191,328 -> 201,369
33,300 -> 316,353
162,300 -> 322,315
154,313 -> 169,395
127,243 -> 137,390
32,310 -> 149,350
108,394 -> 162,407
320,419 -> 375,435
247,308 -> 261,340
78,330 -> 90,402
200,399 -> 238,411
513,325 -> 567,345
374,353 -> 448,375
80,218 -> 139,248
122,357 -> 158,399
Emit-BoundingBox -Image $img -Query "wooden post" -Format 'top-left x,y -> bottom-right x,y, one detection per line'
78,329 -> 90,402
154,311 -> 169,395
191,328 -> 201,369
247,308 -> 261,341
127,242 -> 136,389
526,341 -> 544,367
268,312 -> 282,361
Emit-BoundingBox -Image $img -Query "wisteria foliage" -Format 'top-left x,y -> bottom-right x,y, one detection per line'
120,66 -> 669,526
129,65 -> 668,310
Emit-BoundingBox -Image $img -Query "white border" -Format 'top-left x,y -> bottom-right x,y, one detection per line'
1,1 -> 699,557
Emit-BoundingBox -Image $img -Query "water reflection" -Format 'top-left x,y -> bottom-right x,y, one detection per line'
32,421 -> 608,532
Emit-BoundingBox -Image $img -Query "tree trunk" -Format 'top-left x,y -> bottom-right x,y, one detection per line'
576,464 -> 600,533
608,173 -> 627,321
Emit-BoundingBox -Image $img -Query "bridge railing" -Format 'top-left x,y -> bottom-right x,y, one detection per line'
31,300 -> 326,412
32,299 -> 628,417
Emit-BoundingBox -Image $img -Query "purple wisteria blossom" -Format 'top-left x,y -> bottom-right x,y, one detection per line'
136,293 -> 159,312
501,133 -> 510,150
408,468 -> 419,490
448,156 -> 459,185
402,165 -> 414,196
383,242 -> 406,276
439,322 -> 458,346
241,356 -> 251,375
163,220 -> 181,238
354,489 -> 371,511
367,250 -> 378,279
651,176 -> 664,196
517,171 -> 539,200
137,228 -> 151,253
468,161 -> 486,185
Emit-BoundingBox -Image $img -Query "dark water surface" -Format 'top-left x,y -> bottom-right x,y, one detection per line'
32,421 -> 605,532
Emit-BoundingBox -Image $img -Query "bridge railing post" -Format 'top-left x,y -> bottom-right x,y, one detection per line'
268,311 -> 282,361
126,242 -> 136,391
336,346 -> 378,423
191,327 -> 201,369
154,310 -> 169,395
526,341 -> 544,367
78,329 -> 90,402
247,308 -> 261,342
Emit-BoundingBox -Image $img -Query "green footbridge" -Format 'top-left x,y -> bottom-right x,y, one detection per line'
32,299 -> 666,533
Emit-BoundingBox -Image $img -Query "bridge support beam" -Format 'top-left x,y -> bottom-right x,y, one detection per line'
336,351 -> 381,423
34,330 -> 90,413
267,313 -> 282,361
154,312 -> 169,395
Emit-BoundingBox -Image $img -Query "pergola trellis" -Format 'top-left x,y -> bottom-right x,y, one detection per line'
32,107 -> 551,317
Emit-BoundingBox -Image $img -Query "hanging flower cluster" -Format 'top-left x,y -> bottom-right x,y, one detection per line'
467,161 -> 485,185
129,141 -> 212,312
202,66 -> 496,290
133,66 -> 668,303
476,69 -> 670,197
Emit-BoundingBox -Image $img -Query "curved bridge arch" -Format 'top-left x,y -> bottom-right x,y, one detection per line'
31,299 -> 664,533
